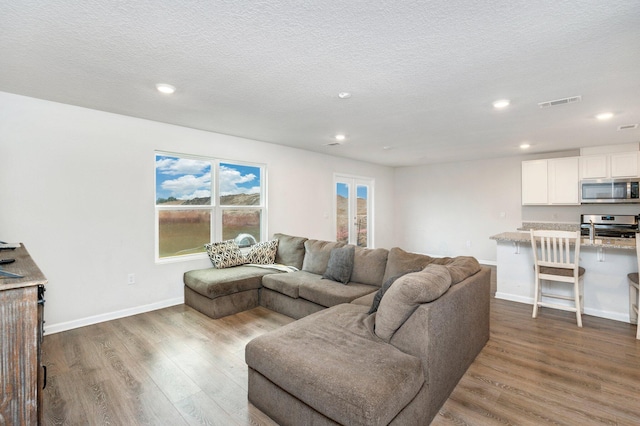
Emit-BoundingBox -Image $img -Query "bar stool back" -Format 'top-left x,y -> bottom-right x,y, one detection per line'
530,229 -> 585,327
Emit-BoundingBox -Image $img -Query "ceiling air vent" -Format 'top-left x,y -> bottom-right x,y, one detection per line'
538,96 -> 582,108
618,124 -> 639,131
324,141 -> 343,147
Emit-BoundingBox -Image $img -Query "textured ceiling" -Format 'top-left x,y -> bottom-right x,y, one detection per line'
1,1 -> 640,166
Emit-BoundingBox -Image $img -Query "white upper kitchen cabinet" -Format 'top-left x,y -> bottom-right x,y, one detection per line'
522,157 -> 579,205
548,157 -> 579,204
580,152 -> 640,179
610,152 -> 639,177
580,155 -> 608,179
522,160 -> 548,205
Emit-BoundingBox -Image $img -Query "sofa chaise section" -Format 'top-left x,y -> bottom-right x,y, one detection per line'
184,265 -> 282,319
246,304 -> 425,426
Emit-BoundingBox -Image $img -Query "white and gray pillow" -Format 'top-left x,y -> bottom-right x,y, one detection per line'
205,240 -> 246,269
245,239 -> 279,264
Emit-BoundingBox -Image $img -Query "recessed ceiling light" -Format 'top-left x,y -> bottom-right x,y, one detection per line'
335,134 -> 346,141
596,112 -> 614,120
338,92 -> 352,99
520,143 -> 531,149
493,99 -> 510,109
156,83 -> 176,94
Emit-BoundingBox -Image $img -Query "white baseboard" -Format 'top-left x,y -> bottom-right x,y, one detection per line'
45,297 -> 184,335
494,292 -> 532,305
494,293 -> 631,323
583,308 -> 630,323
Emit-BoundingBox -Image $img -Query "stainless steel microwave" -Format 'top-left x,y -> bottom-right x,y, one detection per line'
580,178 -> 640,203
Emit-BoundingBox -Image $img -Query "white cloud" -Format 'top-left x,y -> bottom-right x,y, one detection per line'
156,157 -> 210,176
161,172 -> 211,199
219,166 -> 258,196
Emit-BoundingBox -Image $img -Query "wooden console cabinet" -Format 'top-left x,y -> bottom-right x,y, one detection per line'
0,244 -> 47,425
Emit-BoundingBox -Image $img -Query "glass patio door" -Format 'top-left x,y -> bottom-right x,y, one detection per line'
335,175 -> 373,247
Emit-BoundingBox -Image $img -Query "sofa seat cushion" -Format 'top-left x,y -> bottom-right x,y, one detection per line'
184,265 -> 281,300
262,271 -> 378,306
261,270 -> 320,298
350,291 -> 376,307
246,304 -> 424,426
300,277 -> 379,307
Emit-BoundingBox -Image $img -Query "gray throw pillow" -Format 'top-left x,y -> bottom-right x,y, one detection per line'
375,264 -> 452,342
322,245 -> 355,284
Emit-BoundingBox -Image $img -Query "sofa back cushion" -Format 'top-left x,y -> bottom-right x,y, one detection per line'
273,233 -> 308,270
350,247 -> 389,287
383,247 -> 434,283
375,264 -> 452,342
428,256 -> 482,284
302,239 -> 345,274
383,247 -> 482,285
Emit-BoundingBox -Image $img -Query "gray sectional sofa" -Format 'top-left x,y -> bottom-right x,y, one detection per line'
183,233 -> 491,425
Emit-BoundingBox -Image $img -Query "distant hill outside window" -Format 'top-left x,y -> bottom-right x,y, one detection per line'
155,153 -> 265,261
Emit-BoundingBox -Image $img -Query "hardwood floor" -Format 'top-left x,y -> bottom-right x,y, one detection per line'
42,297 -> 640,425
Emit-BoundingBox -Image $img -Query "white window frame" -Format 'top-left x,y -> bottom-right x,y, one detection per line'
155,151 -> 267,263
334,173 -> 374,248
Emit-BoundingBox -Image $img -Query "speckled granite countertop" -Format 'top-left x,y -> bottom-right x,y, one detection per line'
490,231 -> 636,250
517,222 -> 579,232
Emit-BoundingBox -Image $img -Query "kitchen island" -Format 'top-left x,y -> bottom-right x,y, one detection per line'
491,230 -> 635,323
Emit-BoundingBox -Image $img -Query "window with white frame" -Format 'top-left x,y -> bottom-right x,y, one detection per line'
155,152 -> 266,261
335,174 -> 373,248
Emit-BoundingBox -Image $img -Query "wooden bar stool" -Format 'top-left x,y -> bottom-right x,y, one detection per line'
627,236 -> 640,339
530,229 -> 585,327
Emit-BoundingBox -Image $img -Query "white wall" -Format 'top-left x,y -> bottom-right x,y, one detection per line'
0,91 -> 395,332
395,152 -> 640,264
394,156 -> 525,263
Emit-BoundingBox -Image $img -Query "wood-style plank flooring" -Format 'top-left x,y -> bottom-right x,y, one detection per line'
42,298 -> 640,425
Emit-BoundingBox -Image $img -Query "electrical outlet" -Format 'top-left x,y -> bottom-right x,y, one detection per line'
127,273 -> 135,285
466,240 -> 472,248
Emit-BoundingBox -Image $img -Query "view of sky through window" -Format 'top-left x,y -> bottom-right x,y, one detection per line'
219,163 -> 261,196
155,156 -> 261,203
336,182 -> 367,200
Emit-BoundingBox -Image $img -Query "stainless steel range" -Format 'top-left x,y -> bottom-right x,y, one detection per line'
580,214 -> 639,239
